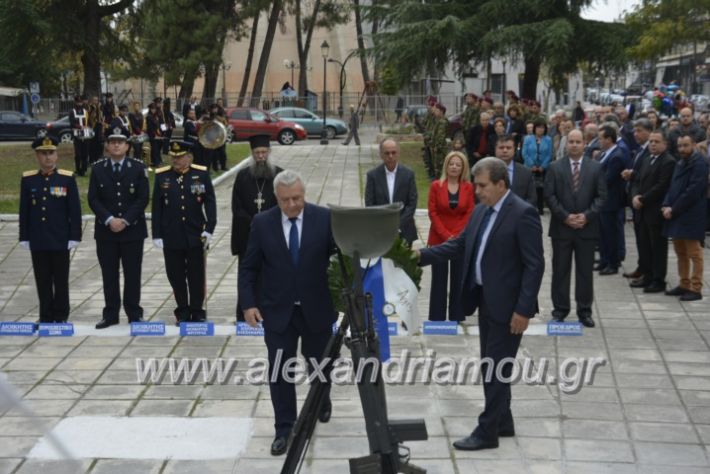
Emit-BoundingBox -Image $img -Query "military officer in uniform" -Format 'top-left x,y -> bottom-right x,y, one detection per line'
430,103 -> 450,177
69,95 -> 90,176
89,126 -> 150,329
152,141 -> 217,324
19,136 -> 82,323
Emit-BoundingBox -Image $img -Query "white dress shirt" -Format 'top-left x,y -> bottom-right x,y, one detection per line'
385,165 -> 397,204
281,210 -> 304,248
475,190 -> 510,285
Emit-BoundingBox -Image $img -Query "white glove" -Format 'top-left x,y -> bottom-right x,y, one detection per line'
153,239 -> 164,249
200,231 -> 213,244
19,241 -> 30,250
67,240 -> 79,250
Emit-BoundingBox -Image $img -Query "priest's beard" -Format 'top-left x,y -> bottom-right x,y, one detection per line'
249,159 -> 275,179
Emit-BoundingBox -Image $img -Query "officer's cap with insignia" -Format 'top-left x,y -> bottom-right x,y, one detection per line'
107,126 -> 129,141
168,140 -> 193,157
248,134 -> 271,150
31,135 -> 58,151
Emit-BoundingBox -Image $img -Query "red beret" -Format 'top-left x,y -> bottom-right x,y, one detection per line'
435,103 -> 447,113
426,96 -> 437,106
482,97 -> 493,105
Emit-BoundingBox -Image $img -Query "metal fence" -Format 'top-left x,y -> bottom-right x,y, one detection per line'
18,94 -> 475,124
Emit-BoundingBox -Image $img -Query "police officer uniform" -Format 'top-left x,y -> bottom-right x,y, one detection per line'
89,126 -> 150,329
19,136 -> 82,323
152,141 -> 217,324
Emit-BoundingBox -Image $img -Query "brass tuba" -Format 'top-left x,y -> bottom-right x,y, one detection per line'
198,120 -> 229,149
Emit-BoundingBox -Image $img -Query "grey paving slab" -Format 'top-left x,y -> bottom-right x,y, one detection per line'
0,140 -> 709,472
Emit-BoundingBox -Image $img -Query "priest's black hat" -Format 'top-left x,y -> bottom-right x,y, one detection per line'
249,135 -> 271,149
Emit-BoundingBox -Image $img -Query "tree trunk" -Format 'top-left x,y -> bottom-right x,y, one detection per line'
370,0 -> 380,83
522,55 -> 541,101
353,0 -> 370,84
296,0 -> 321,98
251,0 -> 283,107
202,64 -> 220,103
82,0 -> 102,97
237,14 -> 259,107
178,71 -> 195,109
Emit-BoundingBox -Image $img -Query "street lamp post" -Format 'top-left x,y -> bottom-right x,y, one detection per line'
283,59 -> 296,86
320,40 -> 330,145
221,61 -> 232,105
502,58 -> 507,106
328,50 -> 358,119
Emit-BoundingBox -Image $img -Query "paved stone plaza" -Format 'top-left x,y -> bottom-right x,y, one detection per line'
1,136 -> 709,473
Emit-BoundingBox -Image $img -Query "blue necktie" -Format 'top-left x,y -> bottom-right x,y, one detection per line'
289,217 -> 299,266
113,162 -> 121,174
473,207 -> 494,261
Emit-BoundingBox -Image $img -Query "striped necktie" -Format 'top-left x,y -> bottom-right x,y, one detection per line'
572,160 -> 581,192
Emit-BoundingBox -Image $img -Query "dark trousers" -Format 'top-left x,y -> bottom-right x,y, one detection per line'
343,127 -> 360,145
551,237 -> 595,319
73,139 -> 89,176
31,250 -> 70,322
638,218 -> 668,284
149,138 -> 163,166
131,142 -> 143,161
265,306 -> 332,438
632,211 -> 641,270
96,239 -> 144,322
89,136 -> 103,163
599,209 -> 623,268
428,259 -> 464,321
474,289 -> 521,441
163,246 -> 205,321
161,129 -> 174,154
212,145 -> 227,171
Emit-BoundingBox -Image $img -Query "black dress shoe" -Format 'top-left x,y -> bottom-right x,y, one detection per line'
665,286 -> 689,296
680,291 -> 702,302
623,269 -> 642,279
95,319 -> 119,329
128,317 -> 145,323
643,282 -> 666,293
551,314 -> 566,322
452,435 -> 498,451
599,266 -> 618,275
629,278 -> 651,288
271,436 -> 289,456
318,402 -> 332,423
499,427 -> 515,437
578,316 -> 595,328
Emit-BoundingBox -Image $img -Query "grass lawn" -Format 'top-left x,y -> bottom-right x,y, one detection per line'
359,141 -> 431,209
0,143 -> 251,214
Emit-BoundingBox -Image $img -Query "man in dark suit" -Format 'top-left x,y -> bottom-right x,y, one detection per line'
495,134 -> 535,206
629,130 -> 675,293
152,141 -> 216,324
597,125 -> 628,275
365,138 -> 418,245
89,126 -> 150,329
239,170 -> 337,456
544,130 -> 607,327
19,136 -> 82,323
417,157 -> 544,451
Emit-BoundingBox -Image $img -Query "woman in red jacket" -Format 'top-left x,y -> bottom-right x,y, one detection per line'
427,151 -> 475,321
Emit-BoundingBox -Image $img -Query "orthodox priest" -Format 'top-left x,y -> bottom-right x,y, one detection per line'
231,135 -> 283,321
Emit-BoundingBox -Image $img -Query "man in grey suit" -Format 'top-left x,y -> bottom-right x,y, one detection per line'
365,137 -> 418,245
416,157 -> 544,451
544,129 -> 607,328
495,134 -> 536,205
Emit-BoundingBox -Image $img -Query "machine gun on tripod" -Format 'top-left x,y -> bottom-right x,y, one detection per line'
281,204 -> 428,474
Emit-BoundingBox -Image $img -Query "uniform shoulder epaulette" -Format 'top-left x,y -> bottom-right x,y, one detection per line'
129,157 -> 144,164
191,164 -> 207,171
155,165 -> 171,174
22,170 -> 38,177
57,169 -> 74,177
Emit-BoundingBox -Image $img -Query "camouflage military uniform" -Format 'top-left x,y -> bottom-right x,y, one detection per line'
430,116 -> 449,177
461,105 -> 480,138
421,110 -> 436,178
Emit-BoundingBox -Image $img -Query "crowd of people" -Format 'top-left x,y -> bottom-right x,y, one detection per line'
68,94 -> 230,176
416,93 -> 709,328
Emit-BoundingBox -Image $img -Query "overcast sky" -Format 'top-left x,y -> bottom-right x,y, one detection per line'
581,0 -> 642,22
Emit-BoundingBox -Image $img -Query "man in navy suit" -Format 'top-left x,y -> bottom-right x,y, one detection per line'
596,125 -> 628,275
239,170 -> 337,456
416,157 -> 545,451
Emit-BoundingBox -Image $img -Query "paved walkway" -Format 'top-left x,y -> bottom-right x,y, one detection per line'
0,137 -> 709,473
